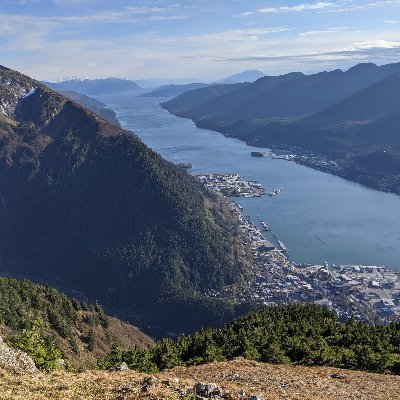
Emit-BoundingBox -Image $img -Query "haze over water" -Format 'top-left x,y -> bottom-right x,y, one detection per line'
98,92 -> 400,269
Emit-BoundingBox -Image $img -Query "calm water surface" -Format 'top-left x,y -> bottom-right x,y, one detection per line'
97,91 -> 400,269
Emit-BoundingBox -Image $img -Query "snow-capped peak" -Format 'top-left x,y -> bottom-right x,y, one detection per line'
46,76 -> 91,83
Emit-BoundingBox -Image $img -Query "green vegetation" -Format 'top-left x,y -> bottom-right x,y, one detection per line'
0,277 -> 105,342
12,320 -> 63,371
99,304 -> 400,374
0,276 -> 152,371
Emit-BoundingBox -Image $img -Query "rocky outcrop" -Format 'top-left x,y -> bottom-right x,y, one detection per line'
0,336 -> 38,374
0,66 -> 38,119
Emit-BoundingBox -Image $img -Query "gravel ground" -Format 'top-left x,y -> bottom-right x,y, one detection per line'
1,359 -> 400,400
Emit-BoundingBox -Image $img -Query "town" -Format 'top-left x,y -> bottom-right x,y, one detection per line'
202,176 -> 400,325
196,173 -> 265,197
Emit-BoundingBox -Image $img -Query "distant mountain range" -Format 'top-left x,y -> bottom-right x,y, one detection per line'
44,77 -> 141,95
163,62 -> 400,195
139,70 -> 265,98
0,66 -> 251,337
43,70 -> 264,99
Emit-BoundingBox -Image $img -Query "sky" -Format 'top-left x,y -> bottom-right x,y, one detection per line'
2,0 -> 400,81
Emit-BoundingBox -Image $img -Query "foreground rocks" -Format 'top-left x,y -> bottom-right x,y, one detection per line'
0,336 -> 37,374
1,359 -> 400,399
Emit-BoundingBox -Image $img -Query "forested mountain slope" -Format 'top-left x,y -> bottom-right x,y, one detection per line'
0,276 -> 152,369
0,66 -> 250,337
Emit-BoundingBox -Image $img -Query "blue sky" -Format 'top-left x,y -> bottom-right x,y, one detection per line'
2,0 -> 400,80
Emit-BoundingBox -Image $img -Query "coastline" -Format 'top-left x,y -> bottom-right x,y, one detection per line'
162,106 -> 400,197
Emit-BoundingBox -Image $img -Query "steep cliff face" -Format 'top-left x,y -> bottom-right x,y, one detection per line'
0,67 -> 249,336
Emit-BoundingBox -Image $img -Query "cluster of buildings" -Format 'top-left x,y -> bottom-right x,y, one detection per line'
267,148 -> 341,175
209,199 -> 400,325
195,174 -> 265,197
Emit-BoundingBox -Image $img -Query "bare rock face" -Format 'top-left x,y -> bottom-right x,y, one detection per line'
0,336 -> 38,374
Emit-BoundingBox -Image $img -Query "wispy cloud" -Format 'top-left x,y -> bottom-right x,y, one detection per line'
238,0 -> 400,17
234,11 -> 254,18
125,6 -> 179,15
300,27 -> 348,36
212,40 -> 400,63
258,2 -> 334,14
150,15 -> 189,21
53,0 -> 103,4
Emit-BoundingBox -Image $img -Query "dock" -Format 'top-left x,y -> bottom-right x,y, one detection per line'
277,240 -> 288,253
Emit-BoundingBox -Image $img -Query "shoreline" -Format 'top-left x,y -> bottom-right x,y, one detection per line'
163,107 -> 400,197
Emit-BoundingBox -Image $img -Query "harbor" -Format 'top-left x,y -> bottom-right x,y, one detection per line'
197,171 -> 400,325
210,202 -> 400,325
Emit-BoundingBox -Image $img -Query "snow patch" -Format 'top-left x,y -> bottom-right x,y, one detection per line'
47,76 -> 90,83
22,88 -> 36,98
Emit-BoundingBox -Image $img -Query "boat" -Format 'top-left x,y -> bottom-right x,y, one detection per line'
251,151 -> 264,158
268,187 -> 284,196
261,221 -> 269,231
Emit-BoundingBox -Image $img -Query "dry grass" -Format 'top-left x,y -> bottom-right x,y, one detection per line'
1,359 -> 400,400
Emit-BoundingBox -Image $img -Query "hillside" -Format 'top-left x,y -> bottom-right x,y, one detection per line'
58,90 -> 120,126
97,304 -> 400,375
0,66 -> 251,337
0,276 -> 152,369
216,69 -> 265,83
139,83 -> 209,98
165,72 -> 305,119
1,359 -> 399,399
248,71 -> 400,151
164,63 -> 400,123
162,82 -> 248,114
44,77 -> 141,95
